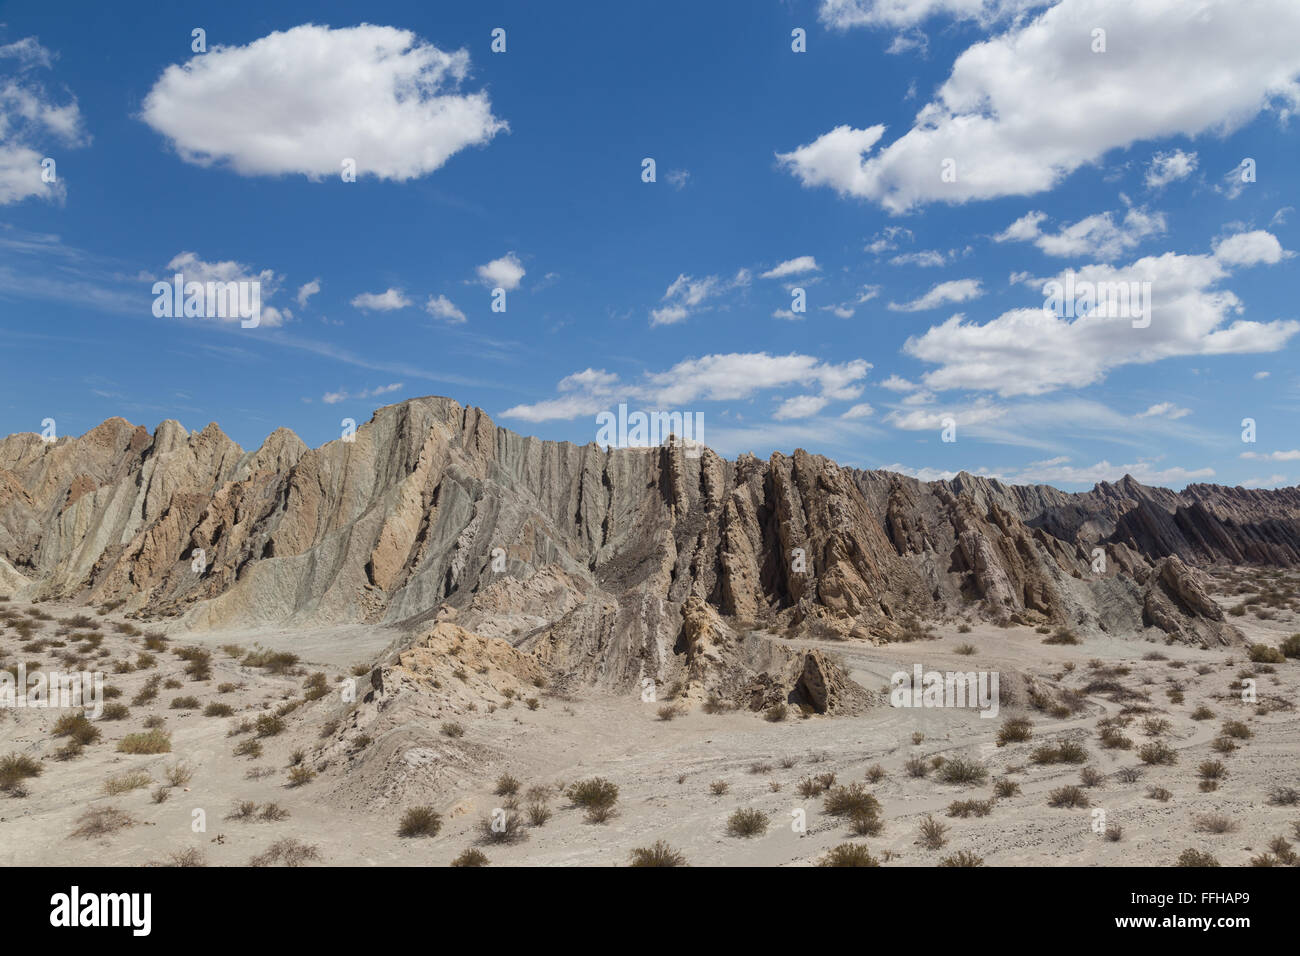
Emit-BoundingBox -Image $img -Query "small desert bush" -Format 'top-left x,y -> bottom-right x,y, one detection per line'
1193,813 -> 1238,834
164,761 -> 193,787
479,810 -> 525,843
287,766 -> 315,787
996,716 -> 1033,746
71,806 -> 135,839
1220,720 -> 1252,740
248,838 -> 321,867
242,649 -> 299,674
53,712 -> 100,746
993,779 -> 1021,799
398,806 -> 442,838
823,784 -> 880,818
819,844 -> 879,867
100,702 -> 130,721
938,850 -> 984,867
117,730 -> 170,754
440,721 -> 465,738
1030,740 -> 1089,765
233,739 -> 262,758
1190,705 -> 1215,721
726,807 -> 769,838
1079,766 -> 1105,787
104,769 -> 152,795
1197,760 -> 1227,782
568,777 -> 619,822
917,815 -> 948,849
203,702 -> 234,717
1137,740 -> 1177,765
904,756 -> 930,778
1048,785 -> 1090,808
709,779 -> 730,795
629,841 -> 687,866
170,695 -> 200,710
948,799 -> 995,818
1043,628 -> 1080,645
1247,643 -> 1286,664
451,848 -> 489,867
937,756 -> 988,786
254,714 -> 285,738
0,752 -> 42,791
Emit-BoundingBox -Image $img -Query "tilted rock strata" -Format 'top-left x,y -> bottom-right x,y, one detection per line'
2,397 -> 1295,703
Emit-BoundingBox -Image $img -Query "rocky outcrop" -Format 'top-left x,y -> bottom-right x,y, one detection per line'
0,396 -> 1292,699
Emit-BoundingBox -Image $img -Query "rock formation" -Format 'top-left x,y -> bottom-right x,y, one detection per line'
1,396 -> 1295,702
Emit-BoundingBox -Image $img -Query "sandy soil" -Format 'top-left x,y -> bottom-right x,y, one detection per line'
2,569 -> 1297,867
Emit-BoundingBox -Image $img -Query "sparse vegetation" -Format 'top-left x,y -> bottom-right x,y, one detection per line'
726,807 -> 769,838
398,806 -> 443,838
629,841 -> 687,866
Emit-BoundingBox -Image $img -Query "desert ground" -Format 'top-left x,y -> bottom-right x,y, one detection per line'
2,566 -> 1298,867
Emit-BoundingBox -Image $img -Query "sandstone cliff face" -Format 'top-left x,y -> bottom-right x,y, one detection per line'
1,397 -> 1294,696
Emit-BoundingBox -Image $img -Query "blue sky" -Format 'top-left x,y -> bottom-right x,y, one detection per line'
1,0 -> 1298,490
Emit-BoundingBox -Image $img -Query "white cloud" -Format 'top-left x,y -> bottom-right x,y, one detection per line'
865,226 -> 912,254
888,278 -> 982,311
1136,402 -> 1191,420
890,249 -> 947,267
296,279 -> 321,307
351,288 -> 411,312
501,352 -> 872,422
476,252 -> 526,291
141,24 -> 505,181
1009,456 -> 1214,487
1240,449 -> 1300,461
761,256 -> 821,279
906,235 -> 1300,396
774,395 -> 830,420
650,268 -> 750,326
884,398 -> 1005,431
425,294 -> 466,324
666,169 -> 691,189
322,382 -> 404,405
841,403 -> 875,419
1212,230 -> 1291,267
783,0 -> 1300,213
994,204 -> 1166,260
1253,371 -> 1270,379
879,374 -> 920,392
1242,474 -> 1288,488
163,251 -> 288,326
1145,149 -> 1198,189
0,37 -> 89,204
819,0 -> 1049,31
